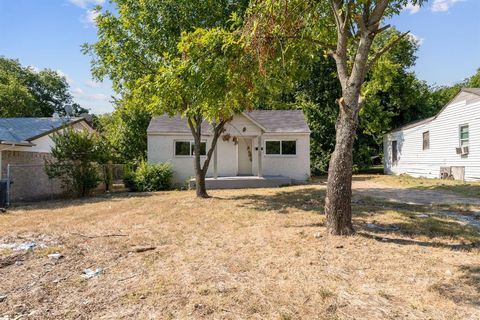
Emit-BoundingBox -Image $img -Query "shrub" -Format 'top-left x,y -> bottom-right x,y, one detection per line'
45,128 -> 105,197
124,162 -> 173,192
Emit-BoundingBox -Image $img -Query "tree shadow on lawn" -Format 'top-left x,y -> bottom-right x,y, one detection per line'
226,187 -> 326,214
228,187 -> 480,247
430,265 -> 480,307
8,191 -> 156,212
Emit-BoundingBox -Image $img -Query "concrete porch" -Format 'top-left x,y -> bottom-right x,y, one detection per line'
189,176 -> 294,189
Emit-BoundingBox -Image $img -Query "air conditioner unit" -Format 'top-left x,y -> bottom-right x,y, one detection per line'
456,147 -> 462,154
462,146 -> 469,155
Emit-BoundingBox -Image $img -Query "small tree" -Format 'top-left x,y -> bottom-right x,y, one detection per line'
45,128 -> 105,197
139,28 -> 256,197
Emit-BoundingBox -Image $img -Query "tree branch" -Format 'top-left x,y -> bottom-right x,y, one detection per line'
366,31 -> 410,73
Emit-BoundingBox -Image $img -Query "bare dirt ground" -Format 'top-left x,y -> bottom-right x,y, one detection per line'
1,177 -> 479,319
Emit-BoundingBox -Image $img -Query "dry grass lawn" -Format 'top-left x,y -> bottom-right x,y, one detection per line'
1,182 -> 479,319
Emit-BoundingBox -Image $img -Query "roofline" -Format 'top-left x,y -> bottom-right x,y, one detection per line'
241,112 -> 268,132
386,88 -> 480,134
26,117 -> 93,142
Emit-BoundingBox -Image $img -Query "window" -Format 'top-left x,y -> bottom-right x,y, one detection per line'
423,131 -> 430,150
265,140 -> 296,155
392,140 -> 398,165
460,125 -> 469,146
174,141 -> 206,156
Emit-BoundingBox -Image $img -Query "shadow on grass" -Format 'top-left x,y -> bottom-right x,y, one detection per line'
413,183 -> 480,198
8,191 -> 156,212
431,265 -> 480,306
228,186 -> 480,245
227,187 -> 326,214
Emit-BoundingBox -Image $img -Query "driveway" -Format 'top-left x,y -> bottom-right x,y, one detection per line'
352,179 -> 480,228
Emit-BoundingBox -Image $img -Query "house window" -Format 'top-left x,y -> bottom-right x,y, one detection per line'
392,140 -> 398,165
423,131 -> 430,150
174,141 -> 206,156
265,140 -> 296,155
460,125 -> 469,146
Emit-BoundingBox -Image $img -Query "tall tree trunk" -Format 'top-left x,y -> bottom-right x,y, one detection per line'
324,96 -> 359,235
188,115 -> 226,199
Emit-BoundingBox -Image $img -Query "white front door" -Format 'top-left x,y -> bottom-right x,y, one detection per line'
237,138 -> 253,175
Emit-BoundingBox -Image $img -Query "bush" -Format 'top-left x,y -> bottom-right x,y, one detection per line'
45,128 -> 105,197
124,162 -> 173,192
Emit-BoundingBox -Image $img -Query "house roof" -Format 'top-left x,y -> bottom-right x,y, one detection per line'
0,117 -> 86,145
148,110 -> 310,134
388,88 -> 480,133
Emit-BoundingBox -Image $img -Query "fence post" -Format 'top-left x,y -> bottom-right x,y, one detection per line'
6,164 -> 11,207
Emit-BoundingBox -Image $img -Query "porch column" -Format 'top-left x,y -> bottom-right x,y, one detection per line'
257,135 -> 263,177
213,142 -> 218,179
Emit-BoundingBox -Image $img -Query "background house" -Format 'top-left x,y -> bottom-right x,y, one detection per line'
384,88 -> 480,180
147,110 -> 311,187
0,117 -> 94,201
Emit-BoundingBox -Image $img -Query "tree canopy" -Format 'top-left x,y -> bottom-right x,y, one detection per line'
0,57 -> 88,117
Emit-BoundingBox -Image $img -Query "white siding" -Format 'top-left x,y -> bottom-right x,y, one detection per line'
384,92 -> 480,180
147,114 -> 311,185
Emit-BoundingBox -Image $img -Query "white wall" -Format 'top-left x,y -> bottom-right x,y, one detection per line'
147,114 -> 311,185
384,92 -> 480,180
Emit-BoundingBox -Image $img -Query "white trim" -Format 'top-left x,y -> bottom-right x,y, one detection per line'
459,123 -> 469,147
264,139 -> 297,157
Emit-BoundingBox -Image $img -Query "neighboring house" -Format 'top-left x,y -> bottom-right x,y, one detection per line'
147,110 -> 311,187
384,88 -> 480,180
0,117 -> 94,201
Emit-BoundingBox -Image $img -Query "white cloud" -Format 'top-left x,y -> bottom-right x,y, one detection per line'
408,33 -> 425,46
431,0 -> 464,12
85,80 -> 103,88
57,70 -> 74,85
68,0 -> 105,9
71,87 -> 84,97
404,3 -> 421,14
82,9 -> 100,26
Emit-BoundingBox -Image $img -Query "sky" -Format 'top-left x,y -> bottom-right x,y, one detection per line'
0,0 -> 479,115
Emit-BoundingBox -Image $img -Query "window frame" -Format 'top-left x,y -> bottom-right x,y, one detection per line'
422,131 -> 430,150
264,139 -> 297,157
174,140 -> 207,157
459,124 -> 469,147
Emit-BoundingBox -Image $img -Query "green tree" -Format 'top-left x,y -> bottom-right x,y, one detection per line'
95,98 -> 152,164
45,128 -> 107,197
245,0 -> 426,235
84,0 -> 254,198
0,57 -> 88,117
140,28 -> 256,197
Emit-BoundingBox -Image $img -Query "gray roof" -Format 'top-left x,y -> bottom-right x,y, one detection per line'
148,110 -> 310,134
0,117 -> 85,144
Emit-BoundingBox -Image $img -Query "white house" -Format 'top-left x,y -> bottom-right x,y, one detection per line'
147,110 -> 311,187
384,88 -> 480,180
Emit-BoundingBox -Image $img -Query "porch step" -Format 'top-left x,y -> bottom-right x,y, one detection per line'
189,176 -> 294,189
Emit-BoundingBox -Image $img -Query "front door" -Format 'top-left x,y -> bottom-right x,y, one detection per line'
238,138 -> 253,175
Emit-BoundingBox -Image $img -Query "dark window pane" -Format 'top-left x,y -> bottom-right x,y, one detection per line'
175,141 -> 190,156
266,141 -> 281,154
200,142 -> 206,155
423,131 -> 429,150
281,141 -> 296,155
192,142 -> 207,156
392,141 -> 398,164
